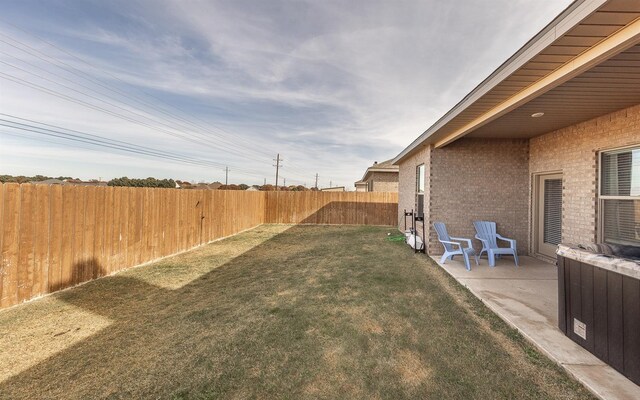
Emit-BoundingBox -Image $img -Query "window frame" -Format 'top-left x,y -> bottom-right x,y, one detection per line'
416,164 -> 425,216
597,143 -> 640,245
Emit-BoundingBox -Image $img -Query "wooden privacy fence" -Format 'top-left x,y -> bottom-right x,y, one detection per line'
0,183 -> 397,309
264,191 -> 398,225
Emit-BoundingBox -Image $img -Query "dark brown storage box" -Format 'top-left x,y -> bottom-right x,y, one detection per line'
558,255 -> 640,386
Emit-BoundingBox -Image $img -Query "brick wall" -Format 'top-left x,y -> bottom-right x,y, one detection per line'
369,172 -> 399,192
530,104 -> 640,247
397,104 -> 640,258
398,139 -> 531,255
397,146 -> 429,232
429,138 -> 530,255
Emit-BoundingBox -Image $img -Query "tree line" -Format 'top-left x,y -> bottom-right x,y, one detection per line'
108,177 -> 176,188
0,174 -> 74,183
1,174 -> 319,191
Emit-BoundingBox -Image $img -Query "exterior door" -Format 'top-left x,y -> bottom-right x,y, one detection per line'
536,174 -> 563,258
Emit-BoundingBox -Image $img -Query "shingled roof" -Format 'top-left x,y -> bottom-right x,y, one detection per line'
360,159 -> 399,182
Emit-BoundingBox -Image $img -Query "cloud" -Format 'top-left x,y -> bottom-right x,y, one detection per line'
0,0 -> 572,187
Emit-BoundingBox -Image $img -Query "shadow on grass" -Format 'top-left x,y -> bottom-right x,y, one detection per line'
0,220 -> 592,399
42,199 -> 398,294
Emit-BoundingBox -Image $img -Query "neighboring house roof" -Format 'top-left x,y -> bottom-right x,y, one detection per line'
73,181 -> 108,187
191,182 -> 224,190
30,179 -> 107,186
176,180 -> 193,188
393,0 -> 640,163
321,186 -> 346,192
360,159 -> 399,182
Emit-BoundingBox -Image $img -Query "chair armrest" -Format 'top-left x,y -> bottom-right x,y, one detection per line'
449,237 -> 472,248
496,234 -> 516,248
439,240 -> 462,249
474,235 -> 489,245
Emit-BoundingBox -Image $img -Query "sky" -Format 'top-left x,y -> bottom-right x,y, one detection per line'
0,0 -> 573,188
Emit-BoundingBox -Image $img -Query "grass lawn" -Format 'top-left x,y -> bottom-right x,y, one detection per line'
0,225 -> 594,399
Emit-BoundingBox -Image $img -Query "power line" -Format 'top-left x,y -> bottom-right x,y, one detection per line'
0,58 -> 270,163
0,126 -> 266,181
0,27 -> 333,181
0,114 -> 270,178
0,71 -> 231,151
0,26 -> 337,184
0,30 -> 276,162
0,71 -> 287,177
0,50 -> 273,164
0,122 -> 218,169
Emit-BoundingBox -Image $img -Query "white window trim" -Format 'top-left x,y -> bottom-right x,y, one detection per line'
416,164 -> 425,216
597,144 -> 640,244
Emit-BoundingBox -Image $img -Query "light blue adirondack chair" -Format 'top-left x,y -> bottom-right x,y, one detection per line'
473,221 -> 519,267
433,222 -> 478,271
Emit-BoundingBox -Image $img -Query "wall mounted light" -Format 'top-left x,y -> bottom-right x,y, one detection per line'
531,112 -> 545,118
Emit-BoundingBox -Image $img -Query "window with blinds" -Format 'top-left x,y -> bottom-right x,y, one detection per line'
600,146 -> 640,246
543,179 -> 562,246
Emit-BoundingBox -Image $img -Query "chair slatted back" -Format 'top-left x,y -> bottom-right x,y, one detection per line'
474,221 -> 498,249
433,222 -> 454,252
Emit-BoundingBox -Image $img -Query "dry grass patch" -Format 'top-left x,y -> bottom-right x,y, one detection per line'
394,350 -> 432,388
0,300 -> 112,383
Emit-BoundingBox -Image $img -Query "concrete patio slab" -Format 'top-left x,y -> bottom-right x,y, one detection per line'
432,255 -> 640,400
564,364 -> 640,400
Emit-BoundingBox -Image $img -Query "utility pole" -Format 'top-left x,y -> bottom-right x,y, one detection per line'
223,166 -> 229,185
330,180 -> 332,188
283,178 -> 286,187
314,173 -> 319,189
263,178 -> 266,186
273,153 -> 282,191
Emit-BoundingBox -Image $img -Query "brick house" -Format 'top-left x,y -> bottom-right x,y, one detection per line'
354,181 -> 368,192
354,159 -> 399,192
392,0 -> 640,261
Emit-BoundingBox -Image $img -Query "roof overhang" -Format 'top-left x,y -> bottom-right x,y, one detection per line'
393,0 -> 640,164
360,166 -> 400,182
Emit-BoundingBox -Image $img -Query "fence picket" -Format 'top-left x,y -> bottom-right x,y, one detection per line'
17,184 -> 35,302
1,183 -> 21,307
